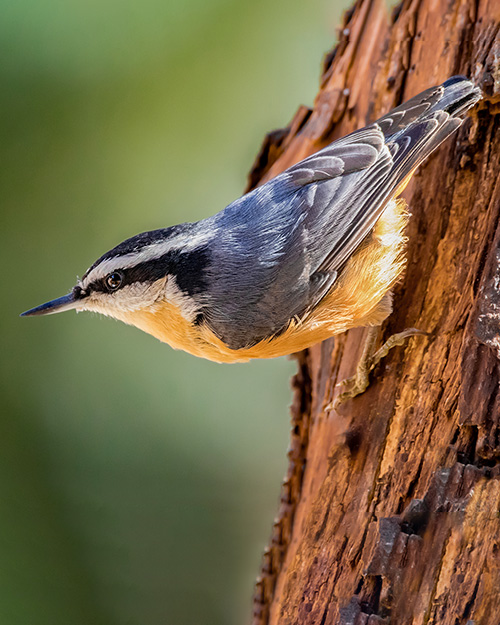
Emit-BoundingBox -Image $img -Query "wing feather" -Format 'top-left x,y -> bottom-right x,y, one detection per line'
200,77 -> 481,349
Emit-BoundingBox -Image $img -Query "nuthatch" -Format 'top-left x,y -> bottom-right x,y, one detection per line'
22,77 -> 481,402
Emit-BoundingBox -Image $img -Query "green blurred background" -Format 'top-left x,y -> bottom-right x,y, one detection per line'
1,0 -> 342,623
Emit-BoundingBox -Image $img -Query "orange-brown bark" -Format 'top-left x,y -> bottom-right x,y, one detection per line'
249,0 -> 500,623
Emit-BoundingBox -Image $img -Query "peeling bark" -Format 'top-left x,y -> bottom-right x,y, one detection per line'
248,0 -> 500,623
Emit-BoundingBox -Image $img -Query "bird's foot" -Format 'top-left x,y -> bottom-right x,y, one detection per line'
334,361 -> 372,407
370,327 -> 426,366
326,327 -> 426,410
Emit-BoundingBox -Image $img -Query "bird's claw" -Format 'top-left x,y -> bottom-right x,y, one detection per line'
325,327 -> 427,411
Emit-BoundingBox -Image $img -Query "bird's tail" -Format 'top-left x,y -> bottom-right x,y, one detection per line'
375,76 -> 482,141
373,77 -> 482,199
428,75 -> 483,118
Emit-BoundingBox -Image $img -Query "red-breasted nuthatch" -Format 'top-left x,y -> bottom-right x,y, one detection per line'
22,77 -> 481,402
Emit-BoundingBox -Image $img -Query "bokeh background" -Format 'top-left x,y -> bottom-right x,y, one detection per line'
1,1 -> 343,623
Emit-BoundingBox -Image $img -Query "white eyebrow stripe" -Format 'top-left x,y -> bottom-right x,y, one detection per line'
81,253 -> 140,286
81,228 -> 215,288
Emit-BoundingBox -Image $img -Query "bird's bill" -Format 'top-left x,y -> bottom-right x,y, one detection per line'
20,292 -> 80,317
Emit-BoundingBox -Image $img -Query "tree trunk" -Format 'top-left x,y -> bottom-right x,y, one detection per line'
248,0 -> 500,623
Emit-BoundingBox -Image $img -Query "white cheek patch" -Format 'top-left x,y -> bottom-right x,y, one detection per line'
82,279 -> 167,315
164,277 -> 199,322
114,282 -> 165,311
80,276 -> 199,323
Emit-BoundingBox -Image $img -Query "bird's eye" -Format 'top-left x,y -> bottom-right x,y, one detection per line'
105,272 -> 123,291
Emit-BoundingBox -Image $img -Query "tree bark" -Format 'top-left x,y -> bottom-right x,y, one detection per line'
248,0 -> 500,623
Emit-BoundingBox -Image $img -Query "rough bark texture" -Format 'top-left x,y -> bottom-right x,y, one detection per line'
248,0 -> 500,623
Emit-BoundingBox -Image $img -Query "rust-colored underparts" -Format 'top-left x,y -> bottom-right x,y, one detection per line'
248,0 -> 500,623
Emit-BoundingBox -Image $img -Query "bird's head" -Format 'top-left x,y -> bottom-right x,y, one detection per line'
21,224 -> 211,328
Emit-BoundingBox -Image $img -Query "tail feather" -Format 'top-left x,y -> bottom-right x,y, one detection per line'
432,75 -> 483,117
376,76 -> 482,140
374,77 -> 482,202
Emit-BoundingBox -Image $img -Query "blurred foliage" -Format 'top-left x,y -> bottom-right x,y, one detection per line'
0,0 -> 342,623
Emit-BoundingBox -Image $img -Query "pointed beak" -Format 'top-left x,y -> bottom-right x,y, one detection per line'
20,291 -> 81,317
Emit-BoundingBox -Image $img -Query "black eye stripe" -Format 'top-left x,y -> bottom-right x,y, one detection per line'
85,245 -> 210,296
121,248 -> 210,296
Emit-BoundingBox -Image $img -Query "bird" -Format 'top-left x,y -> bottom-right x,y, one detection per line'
21,76 -> 482,404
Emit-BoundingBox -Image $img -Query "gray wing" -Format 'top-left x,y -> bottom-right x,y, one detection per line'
199,77 -> 481,350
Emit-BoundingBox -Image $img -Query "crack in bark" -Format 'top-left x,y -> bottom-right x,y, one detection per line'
423,528 -> 452,625
461,577 -> 480,623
